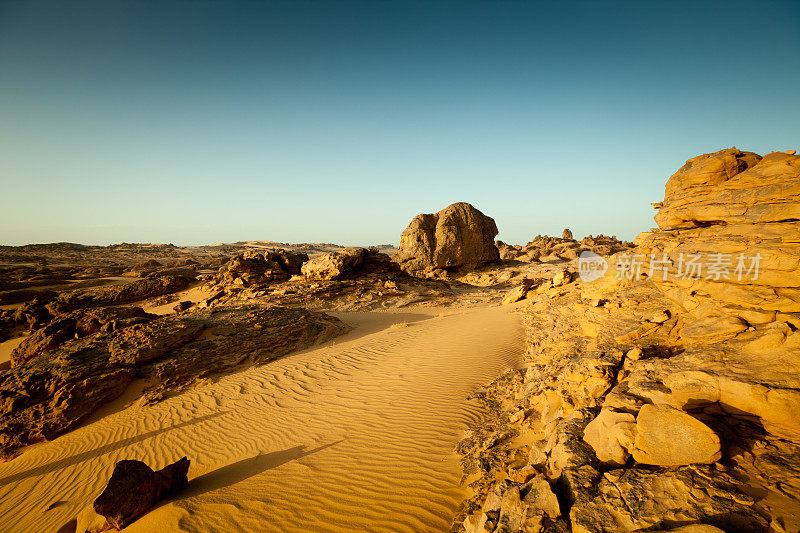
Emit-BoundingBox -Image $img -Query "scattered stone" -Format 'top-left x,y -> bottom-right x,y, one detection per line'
502,279 -> 536,305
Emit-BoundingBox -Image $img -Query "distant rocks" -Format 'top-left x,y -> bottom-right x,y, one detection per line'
393,202 -> 500,274
210,249 -> 309,287
91,457 -> 190,530
562,228 -> 573,240
498,234 -> 632,263
302,247 -> 396,281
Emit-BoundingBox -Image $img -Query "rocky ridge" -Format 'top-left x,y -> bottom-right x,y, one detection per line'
456,149 -> 800,533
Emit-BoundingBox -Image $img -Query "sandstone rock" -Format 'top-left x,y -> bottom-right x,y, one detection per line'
632,404 -> 721,466
625,347 -> 642,360
582,408 -> 636,466
502,279 -> 536,305
210,249 -> 308,287
562,228 -> 573,240
10,306 -> 154,366
301,247 -> 368,281
680,315 -> 748,344
93,457 -> 189,529
393,202 -> 500,273
648,526 -> 725,533
570,465 -> 765,533
637,148 -> 800,321
552,270 -> 572,287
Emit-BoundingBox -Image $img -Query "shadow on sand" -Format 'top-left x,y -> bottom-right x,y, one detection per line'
0,411 -> 229,486
175,439 -> 344,501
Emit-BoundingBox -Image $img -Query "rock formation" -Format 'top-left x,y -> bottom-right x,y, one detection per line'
0,304 -> 349,460
393,202 -> 500,273
210,249 -> 308,287
10,306 -> 154,366
455,148 -> 800,533
45,276 -> 190,315
636,148 -> 800,325
301,246 -> 396,281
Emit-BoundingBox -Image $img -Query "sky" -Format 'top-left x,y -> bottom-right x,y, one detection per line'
1,0 -> 799,247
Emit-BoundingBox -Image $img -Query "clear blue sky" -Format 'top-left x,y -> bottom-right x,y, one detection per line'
1,0 -> 798,246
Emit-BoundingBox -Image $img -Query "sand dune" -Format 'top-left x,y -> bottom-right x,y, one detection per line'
0,304 -> 523,533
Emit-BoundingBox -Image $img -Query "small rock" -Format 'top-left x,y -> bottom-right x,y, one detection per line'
509,409 -> 526,424
625,347 -> 643,361
93,457 -> 190,530
552,270 -> 572,287
646,310 -> 671,324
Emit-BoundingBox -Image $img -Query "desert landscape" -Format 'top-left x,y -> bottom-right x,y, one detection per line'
1,148 -> 799,532
2,1 -> 799,532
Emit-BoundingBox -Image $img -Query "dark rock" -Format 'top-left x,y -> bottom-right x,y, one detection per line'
10,307 -> 155,366
45,276 -> 188,315
94,457 -> 190,530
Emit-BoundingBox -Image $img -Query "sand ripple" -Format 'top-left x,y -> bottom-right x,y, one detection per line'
0,305 -> 523,533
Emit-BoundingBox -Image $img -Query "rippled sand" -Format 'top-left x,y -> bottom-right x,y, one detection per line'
0,305 -> 523,533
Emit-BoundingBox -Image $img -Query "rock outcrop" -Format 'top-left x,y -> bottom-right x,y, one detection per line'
302,247 -> 397,281
210,249 -> 308,287
498,234 -> 632,263
45,276 -> 189,315
393,202 -> 500,273
10,306 -> 154,366
454,148 -> 800,533
636,148 -> 800,325
0,304 -> 349,460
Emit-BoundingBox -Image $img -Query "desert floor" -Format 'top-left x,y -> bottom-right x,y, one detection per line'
0,304 -> 523,533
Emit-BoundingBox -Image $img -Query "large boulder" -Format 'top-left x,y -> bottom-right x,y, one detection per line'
393,202 -> 500,273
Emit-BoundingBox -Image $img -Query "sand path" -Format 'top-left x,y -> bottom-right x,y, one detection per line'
0,305 -> 523,533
